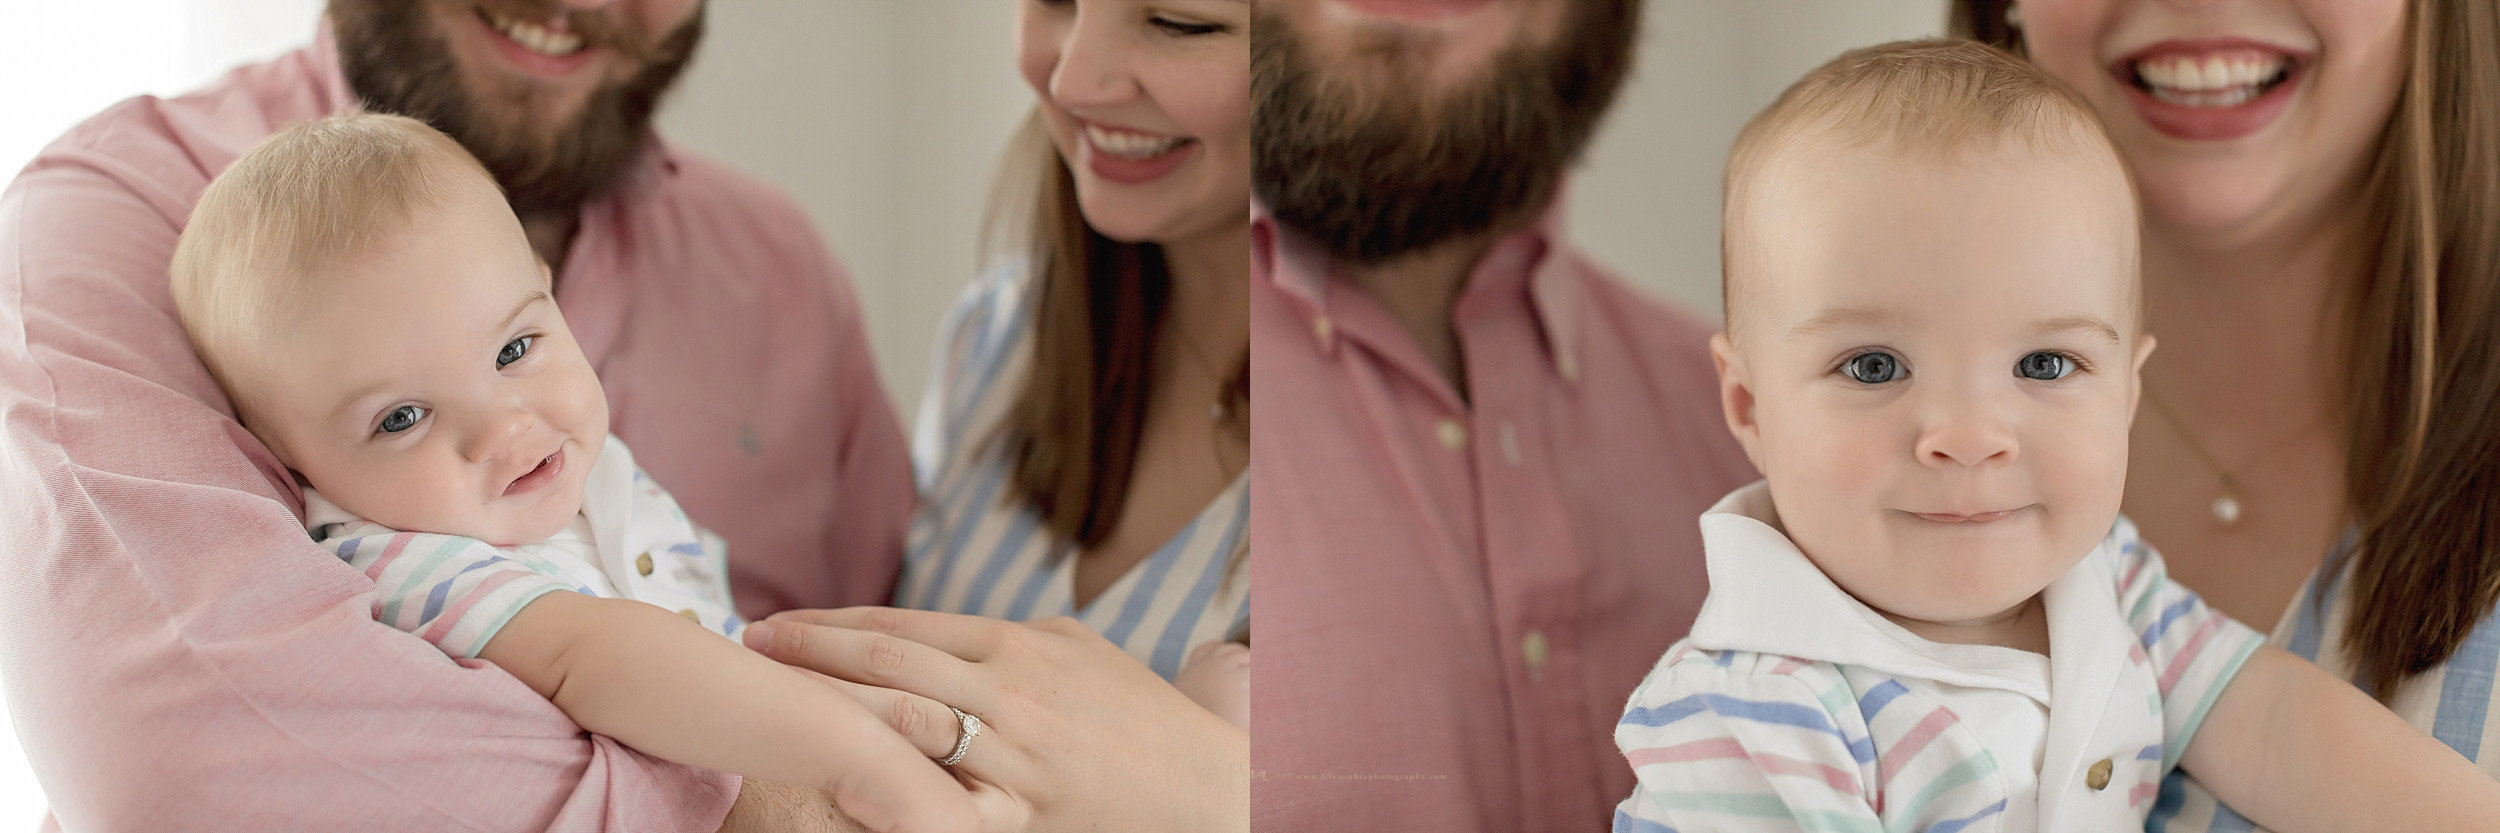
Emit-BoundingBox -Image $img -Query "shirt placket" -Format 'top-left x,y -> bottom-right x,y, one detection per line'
1455,284 -> 1598,829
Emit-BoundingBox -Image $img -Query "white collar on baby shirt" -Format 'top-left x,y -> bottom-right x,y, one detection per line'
1686,480 -> 2148,820
303,433 -> 637,560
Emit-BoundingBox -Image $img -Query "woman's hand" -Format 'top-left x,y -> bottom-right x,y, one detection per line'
743,607 -> 1249,833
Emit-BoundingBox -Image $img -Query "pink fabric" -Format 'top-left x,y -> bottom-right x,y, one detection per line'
1248,205 -> 1756,832
0,24 -> 914,832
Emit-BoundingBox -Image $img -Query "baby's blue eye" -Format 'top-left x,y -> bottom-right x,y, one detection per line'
1842,351 -> 1902,384
497,336 -> 535,369
378,405 -> 427,434
2017,351 -> 2074,381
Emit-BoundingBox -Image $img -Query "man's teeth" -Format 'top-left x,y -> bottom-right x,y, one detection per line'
2134,53 -> 2287,107
1085,124 -> 1185,159
485,11 -> 585,57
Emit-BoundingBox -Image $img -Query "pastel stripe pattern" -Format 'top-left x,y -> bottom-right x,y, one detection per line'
901,263 -> 1250,679
2149,529 -> 2500,833
1619,519 -> 2262,832
330,529 -> 571,659
2108,518 -> 2265,772
1614,654 -> 2003,832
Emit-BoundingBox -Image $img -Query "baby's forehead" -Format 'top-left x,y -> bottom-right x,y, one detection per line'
1727,136 -> 2139,340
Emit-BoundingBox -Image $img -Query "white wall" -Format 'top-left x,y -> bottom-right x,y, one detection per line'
1568,0 -> 1947,319
658,2 -> 1031,415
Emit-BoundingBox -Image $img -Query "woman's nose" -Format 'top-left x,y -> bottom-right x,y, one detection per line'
1050,8 -> 1138,108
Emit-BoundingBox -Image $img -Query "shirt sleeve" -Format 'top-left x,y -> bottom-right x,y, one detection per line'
326,530 -> 575,660
0,117 -> 736,831
1614,649 -> 1887,832
2109,517 -> 2267,771
907,259 -> 1026,491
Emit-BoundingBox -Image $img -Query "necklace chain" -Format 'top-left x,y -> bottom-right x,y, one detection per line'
2141,383 -> 2325,527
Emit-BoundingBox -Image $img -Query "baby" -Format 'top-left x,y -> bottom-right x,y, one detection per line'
1614,41 -> 2500,831
169,113 -> 972,833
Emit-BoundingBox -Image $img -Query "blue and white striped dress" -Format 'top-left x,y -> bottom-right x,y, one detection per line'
2150,530 -> 2500,831
899,261 -> 1248,680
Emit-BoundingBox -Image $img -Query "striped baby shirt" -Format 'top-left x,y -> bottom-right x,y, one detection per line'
307,434 -> 746,659
902,261 -> 1248,680
2149,528 -> 2500,832
1615,481 -> 2264,832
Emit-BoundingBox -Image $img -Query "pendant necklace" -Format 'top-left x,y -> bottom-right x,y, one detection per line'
2142,387 -> 2323,527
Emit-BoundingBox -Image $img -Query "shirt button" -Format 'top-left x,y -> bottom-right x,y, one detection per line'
679,608 -> 702,624
2085,756 -> 2113,790
1437,419 -> 1468,450
635,552 -> 655,576
1522,629 -> 1549,677
1313,315 -> 1334,343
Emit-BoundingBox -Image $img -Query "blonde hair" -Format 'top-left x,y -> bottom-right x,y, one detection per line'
1720,39 -> 2131,339
169,112 -> 495,423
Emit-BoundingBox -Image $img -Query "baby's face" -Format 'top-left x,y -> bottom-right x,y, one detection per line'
1714,140 -> 2146,634
246,180 -> 607,547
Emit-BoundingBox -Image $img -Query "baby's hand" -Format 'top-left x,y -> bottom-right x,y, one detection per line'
1173,640 -> 1249,728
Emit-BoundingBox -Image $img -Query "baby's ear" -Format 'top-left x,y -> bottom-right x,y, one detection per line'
2126,332 -> 2158,423
1710,333 -> 1767,472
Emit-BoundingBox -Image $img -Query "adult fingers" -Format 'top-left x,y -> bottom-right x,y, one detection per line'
744,618 -> 985,712
813,674 -> 964,761
767,606 -> 1013,663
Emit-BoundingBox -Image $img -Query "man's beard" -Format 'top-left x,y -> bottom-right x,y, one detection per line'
331,0 -> 703,216
1251,0 -> 1639,266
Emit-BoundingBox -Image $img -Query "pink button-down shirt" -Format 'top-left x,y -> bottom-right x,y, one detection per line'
0,25 -> 913,832
1248,206 -> 1757,832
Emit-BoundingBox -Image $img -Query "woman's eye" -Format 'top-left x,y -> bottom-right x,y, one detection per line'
2017,351 -> 2074,381
1841,351 -> 1902,384
1151,15 -> 1226,36
377,405 -> 427,435
497,336 -> 535,369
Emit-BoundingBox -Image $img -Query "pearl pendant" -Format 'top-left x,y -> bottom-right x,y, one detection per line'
2211,493 -> 2242,525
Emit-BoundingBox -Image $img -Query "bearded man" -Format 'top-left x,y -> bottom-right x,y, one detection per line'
1249,0 -> 1757,829
0,1 -> 913,829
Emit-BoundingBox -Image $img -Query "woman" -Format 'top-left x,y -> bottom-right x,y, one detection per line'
900,0 -> 1251,709
741,0 -> 1251,830
1954,0 -> 2500,828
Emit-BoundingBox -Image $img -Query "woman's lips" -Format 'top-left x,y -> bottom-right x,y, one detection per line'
1081,124 -> 1199,185
2109,39 -> 2309,142
503,447 -> 565,497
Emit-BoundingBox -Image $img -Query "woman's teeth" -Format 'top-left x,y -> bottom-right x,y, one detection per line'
484,10 -> 585,57
1085,124 -> 1187,159
2133,53 -> 2289,107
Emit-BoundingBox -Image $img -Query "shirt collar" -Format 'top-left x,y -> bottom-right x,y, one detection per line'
1252,196 -> 1586,382
1687,480 -> 2055,703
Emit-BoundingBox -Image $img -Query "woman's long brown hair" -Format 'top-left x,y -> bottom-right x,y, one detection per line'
989,111 -> 1251,551
1954,0 -> 2500,701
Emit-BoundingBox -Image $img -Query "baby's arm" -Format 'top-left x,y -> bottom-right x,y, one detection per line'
2181,644 -> 2500,831
478,592 -> 976,833
1614,649 -> 1947,831
1172,640 -> 1249,728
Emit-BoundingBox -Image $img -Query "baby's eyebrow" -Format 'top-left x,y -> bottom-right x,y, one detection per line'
499,290 -> 551,334
2033,315 -> 2121,345
1785,307 -> 1897,341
